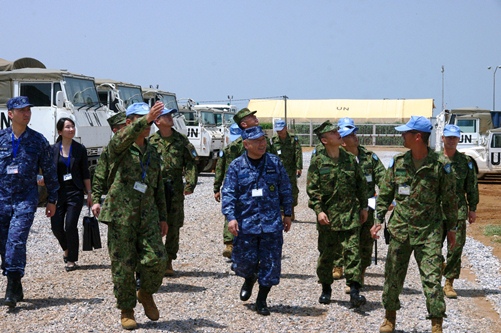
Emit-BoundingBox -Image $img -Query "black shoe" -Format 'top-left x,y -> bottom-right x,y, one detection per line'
349,285 -> 366,308
319,284 -> 332,304
63,255 -> 68,263
65,263 -> 78,272
4,273 -> 22,308
255,299 -> 270,316
240,276 -> 257,301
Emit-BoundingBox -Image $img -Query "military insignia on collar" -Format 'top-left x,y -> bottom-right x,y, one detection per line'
468,161 -> 473,170
444,163 -> 452,174
269,184 -> 275,191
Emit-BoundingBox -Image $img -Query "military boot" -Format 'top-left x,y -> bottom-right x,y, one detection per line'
4,272 -> 22,308
319,283 -> 332,304
379,310 -> 396,333
240,275 -> 257,301
255,285 -> 271,316
222,242 -> 233,258
137,289 -> 159,321
121,309 -> 137,330
349,283 -> 366,308
332,267 -> 343,280
165,259 -> 174,277
443,278 -> 457,298
431,317 -> 443,333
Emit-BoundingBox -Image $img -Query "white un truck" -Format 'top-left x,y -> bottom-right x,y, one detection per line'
0,57 -> 113,168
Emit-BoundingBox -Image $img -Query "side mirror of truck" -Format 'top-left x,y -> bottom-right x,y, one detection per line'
56,91 -> 65,108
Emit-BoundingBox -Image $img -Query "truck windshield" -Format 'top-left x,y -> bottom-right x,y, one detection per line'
223,113 -> 234,125
214,113 -> 223,126
201,111 -> 217,125
118,86 -> 143,109
157,94 -> 179,111
65,76 -> 100,107
182,111 -> 198,126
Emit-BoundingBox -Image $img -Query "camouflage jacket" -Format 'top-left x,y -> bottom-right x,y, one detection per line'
214,136 -> 277,193
149,129 -> 198,196
376,148 -> 458,245
357,146 -> 386,199
91,145 -> 110,205
0,126 -> 59,210
270,133 -> 303,179
445,151 -> 479,220
222,152 -> 292,234
307,148 -> 368,231
98,117 -> 166,224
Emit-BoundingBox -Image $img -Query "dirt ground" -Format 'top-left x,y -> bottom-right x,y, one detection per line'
467,182 -> 501,262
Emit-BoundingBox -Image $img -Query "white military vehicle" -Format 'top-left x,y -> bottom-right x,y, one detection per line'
179,102 -> 224,172
0,57 -> 113,168
193,104 -> 237,147
435,107 -> 501,178
459,127 -> 501,179
142,87 -> 187,136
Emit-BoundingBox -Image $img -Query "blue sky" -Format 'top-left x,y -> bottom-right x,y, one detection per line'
2,0 -> 501,114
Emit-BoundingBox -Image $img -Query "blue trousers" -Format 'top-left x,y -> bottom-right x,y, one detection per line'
231,231 -> 283,287
0,208 -> 35,277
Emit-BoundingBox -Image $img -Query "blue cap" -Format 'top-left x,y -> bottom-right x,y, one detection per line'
274,119 -> 286,131
7,96 -> 33,110
241,126 -> 265,140
229,123 -> 242,142
395,116 -> 432,133
443,124 -> 461,138
126,102 -> 150,117
158,108 -> 177,117
337,117 -> 359,138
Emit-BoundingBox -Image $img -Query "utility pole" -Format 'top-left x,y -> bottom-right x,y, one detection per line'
283,95 -> 288,124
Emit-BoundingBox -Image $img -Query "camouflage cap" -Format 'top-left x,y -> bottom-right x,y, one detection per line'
7,96 -> 33,110
233,108 -> 257,125
313,120 -> 339,138
107,112 -> 127,128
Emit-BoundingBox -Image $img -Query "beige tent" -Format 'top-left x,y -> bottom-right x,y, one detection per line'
247,98 -> 435,123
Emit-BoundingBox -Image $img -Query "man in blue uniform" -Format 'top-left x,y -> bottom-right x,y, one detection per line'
222,126 -> 292,316
0,96 -> 59,308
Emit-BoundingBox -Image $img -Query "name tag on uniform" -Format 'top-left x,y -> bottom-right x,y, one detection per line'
277,149 -> 282,155
63,173 -> 73,181
398,184 -> 410,196
365,174 -> 373,182
252,188 -> 263,197
134,181 -> 148,193
7,165 -> 19,174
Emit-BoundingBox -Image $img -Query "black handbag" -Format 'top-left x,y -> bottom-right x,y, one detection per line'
83,208 -> 102,251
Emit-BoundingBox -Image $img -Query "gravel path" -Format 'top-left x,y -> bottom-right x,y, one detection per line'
0,150 -> 500,332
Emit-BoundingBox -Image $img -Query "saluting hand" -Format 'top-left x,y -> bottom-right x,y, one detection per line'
146,101 -> 164,124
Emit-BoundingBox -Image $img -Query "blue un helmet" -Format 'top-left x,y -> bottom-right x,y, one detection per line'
337,117 -> 359,138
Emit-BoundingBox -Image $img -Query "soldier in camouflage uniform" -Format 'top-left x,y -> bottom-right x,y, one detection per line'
371,116 -> 458,333
333,118 -> 386,293
214,108 -> 276,258
307,120 -> 368,309
149,107 -> 198,276
441,124 -> 478,299
270,119 -> 303,220
91,112 -> 127,217
98,102 -> 168,329
0,96 -> 59,308
222,126 -> 292,316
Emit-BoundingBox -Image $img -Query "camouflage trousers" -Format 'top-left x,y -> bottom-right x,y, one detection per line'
288,171 -> 299,206
317,227 -> 362,285
165,197 -> 185,260
231,231 -> 283,287
383,234 -> 446,318
333,215 -> 375,271
108,220 -> 167,310
443,219 -> 467,279
223,217 -> 234,244
0,211 -> 35,277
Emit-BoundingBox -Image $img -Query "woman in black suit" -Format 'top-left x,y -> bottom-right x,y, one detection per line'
50,118 -> 92,271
